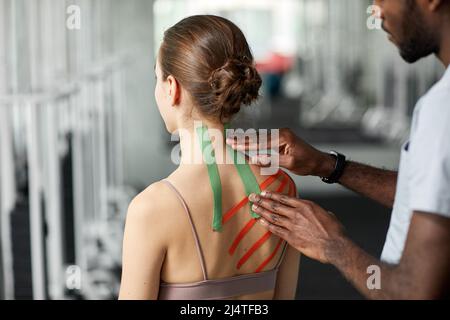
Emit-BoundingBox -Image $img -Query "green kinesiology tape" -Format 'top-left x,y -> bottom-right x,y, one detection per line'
197,123 -> 262,231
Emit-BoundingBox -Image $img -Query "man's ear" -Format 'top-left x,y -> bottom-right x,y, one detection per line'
167,75 -> 181,106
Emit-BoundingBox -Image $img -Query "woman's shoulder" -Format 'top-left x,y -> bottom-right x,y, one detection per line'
128,180 -> 166,212
125,180 -> 179,238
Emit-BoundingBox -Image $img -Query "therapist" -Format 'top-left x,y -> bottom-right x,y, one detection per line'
229,0 -> 450,299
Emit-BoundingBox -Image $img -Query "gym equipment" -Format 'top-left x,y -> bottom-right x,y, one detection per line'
0,0 -> 153,300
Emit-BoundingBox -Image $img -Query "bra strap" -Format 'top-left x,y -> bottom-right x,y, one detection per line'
162,179 -> 208,280
276,241 -> 289,269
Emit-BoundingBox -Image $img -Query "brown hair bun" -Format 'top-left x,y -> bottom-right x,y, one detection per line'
209,58 -> 262,120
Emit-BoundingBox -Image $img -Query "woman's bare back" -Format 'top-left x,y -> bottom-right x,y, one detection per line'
156,162 -> 295,299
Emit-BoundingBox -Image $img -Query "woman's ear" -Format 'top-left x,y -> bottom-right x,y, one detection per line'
166,75 -> 181,106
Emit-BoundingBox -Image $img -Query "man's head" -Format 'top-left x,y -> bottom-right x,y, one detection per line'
374,0 -> 450,63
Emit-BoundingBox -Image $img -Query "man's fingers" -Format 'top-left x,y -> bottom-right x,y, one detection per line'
226,135 -> 274,152
249,155 -> 294,170
259,218 -> 290,239
250,155 -> 272,166
249,193 -> 296,220
251,203 -> 292,229
259,190 -> 302,208
226,133 -> 297,171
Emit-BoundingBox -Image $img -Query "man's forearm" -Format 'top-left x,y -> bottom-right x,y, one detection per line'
319,156 -> 397,208
339,161 -> 397,208
327,237 -> 407,300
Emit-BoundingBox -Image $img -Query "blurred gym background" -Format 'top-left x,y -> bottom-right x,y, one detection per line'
0,0 -> 445,300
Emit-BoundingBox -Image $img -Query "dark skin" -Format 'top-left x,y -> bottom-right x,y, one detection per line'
228,0 -> 450,299
232,129 -> 398,208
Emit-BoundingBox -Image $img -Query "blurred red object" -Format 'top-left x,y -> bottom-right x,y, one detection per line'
256,52 -> 295,74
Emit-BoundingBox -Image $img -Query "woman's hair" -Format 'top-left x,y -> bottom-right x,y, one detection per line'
159,15 -> 262,122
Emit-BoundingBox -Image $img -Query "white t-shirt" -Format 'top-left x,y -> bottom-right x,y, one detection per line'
381,65 -> 450,264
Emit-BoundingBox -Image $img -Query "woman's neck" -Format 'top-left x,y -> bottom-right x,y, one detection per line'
178,120 -> 226,166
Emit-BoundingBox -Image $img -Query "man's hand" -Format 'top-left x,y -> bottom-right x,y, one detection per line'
227,128 -> 335,177
249,191 -> 348,264
249,192 -> 450,299
228,127 -> 398,208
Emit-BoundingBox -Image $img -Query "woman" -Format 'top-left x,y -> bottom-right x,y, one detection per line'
119,15 -> 300,300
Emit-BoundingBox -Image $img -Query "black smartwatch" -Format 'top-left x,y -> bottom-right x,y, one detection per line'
321,151 -> 347,184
